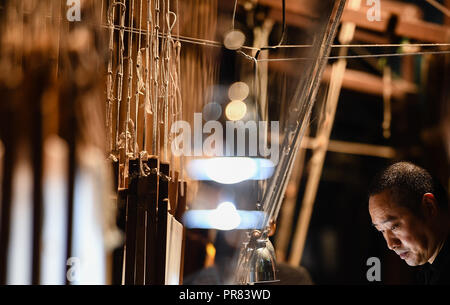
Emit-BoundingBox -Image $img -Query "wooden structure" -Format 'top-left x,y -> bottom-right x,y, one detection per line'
266,0 -> 450,266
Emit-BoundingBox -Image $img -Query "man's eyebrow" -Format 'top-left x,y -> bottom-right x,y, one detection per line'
372,216 -> 398,227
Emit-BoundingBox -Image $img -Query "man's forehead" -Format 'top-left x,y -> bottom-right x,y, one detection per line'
369,191 -> 403,222
372,215 -> 398,227
369,189 -> 401,208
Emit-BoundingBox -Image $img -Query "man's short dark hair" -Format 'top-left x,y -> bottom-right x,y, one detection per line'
368,161 -> 449,215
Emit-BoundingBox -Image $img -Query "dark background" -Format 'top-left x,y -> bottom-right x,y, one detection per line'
182,0 -> 450,285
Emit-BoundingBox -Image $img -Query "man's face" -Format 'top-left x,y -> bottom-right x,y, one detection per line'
369,190 -> 434,266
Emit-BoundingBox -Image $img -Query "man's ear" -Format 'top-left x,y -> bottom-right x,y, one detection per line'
422,193 -> 439,217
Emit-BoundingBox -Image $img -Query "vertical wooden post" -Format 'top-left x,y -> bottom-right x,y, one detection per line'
123,159 -> 140,284
155,163 -> 169,284
288,0 -> 359,267
274,127 -> 309,262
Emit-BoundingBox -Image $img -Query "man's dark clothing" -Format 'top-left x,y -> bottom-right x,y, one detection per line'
417,236 -> 450,284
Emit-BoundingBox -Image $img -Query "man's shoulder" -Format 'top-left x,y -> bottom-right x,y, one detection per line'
429,235 -> 450,284
415,263 -> 431,285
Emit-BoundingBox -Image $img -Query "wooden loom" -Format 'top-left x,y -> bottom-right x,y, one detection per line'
0,0 -> 449,285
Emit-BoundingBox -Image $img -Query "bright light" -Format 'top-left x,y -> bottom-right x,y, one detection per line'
183,208 -> 265,230
228,82 -> 249,101
225,100 -> 247,121
223,30 -> 246,50
206,157 -> 256,184
187,157 -> 275,184
209,202 -> 241,231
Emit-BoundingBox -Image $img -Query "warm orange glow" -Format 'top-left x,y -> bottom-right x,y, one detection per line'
228,82 -> 249,101
204,242 -> 216,268
225,100 -> 247,121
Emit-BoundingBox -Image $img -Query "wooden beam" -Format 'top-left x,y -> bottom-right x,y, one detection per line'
259,0 -> 450,43
382,1 -> 423,20
341,6 -> 391,33
396,18 -> 450,42
270,61 -> 417,99
353,28 -> 391,44
321,66 -> 417,99
301,137 -> 397,159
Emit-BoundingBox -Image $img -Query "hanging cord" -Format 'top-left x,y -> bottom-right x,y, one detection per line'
142,0 -> 153,153
163,5 -> 177,165
229,0 -> 285,45
106,1 -> 118,158
278,0 -> 286,46
231,0 -> 238,30
134,0 -> 144,159
124,0 -> 135,159
161,0 -> 172,163
115,0 -> 127,155
255,0 -> 286,53
168,38 -> 181,179
175,0 -> 184,195
152,0 -> 161,156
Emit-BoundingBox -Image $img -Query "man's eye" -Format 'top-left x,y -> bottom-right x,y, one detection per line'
391,225 -> 398,231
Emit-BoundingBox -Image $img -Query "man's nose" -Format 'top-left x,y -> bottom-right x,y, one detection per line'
384,231 -> 401,250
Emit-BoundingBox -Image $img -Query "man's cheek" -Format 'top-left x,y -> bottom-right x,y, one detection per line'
398,226 -> 416,242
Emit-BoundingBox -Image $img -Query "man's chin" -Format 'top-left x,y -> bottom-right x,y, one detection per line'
404,259 -> 418,266
404,256 -> 424,266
